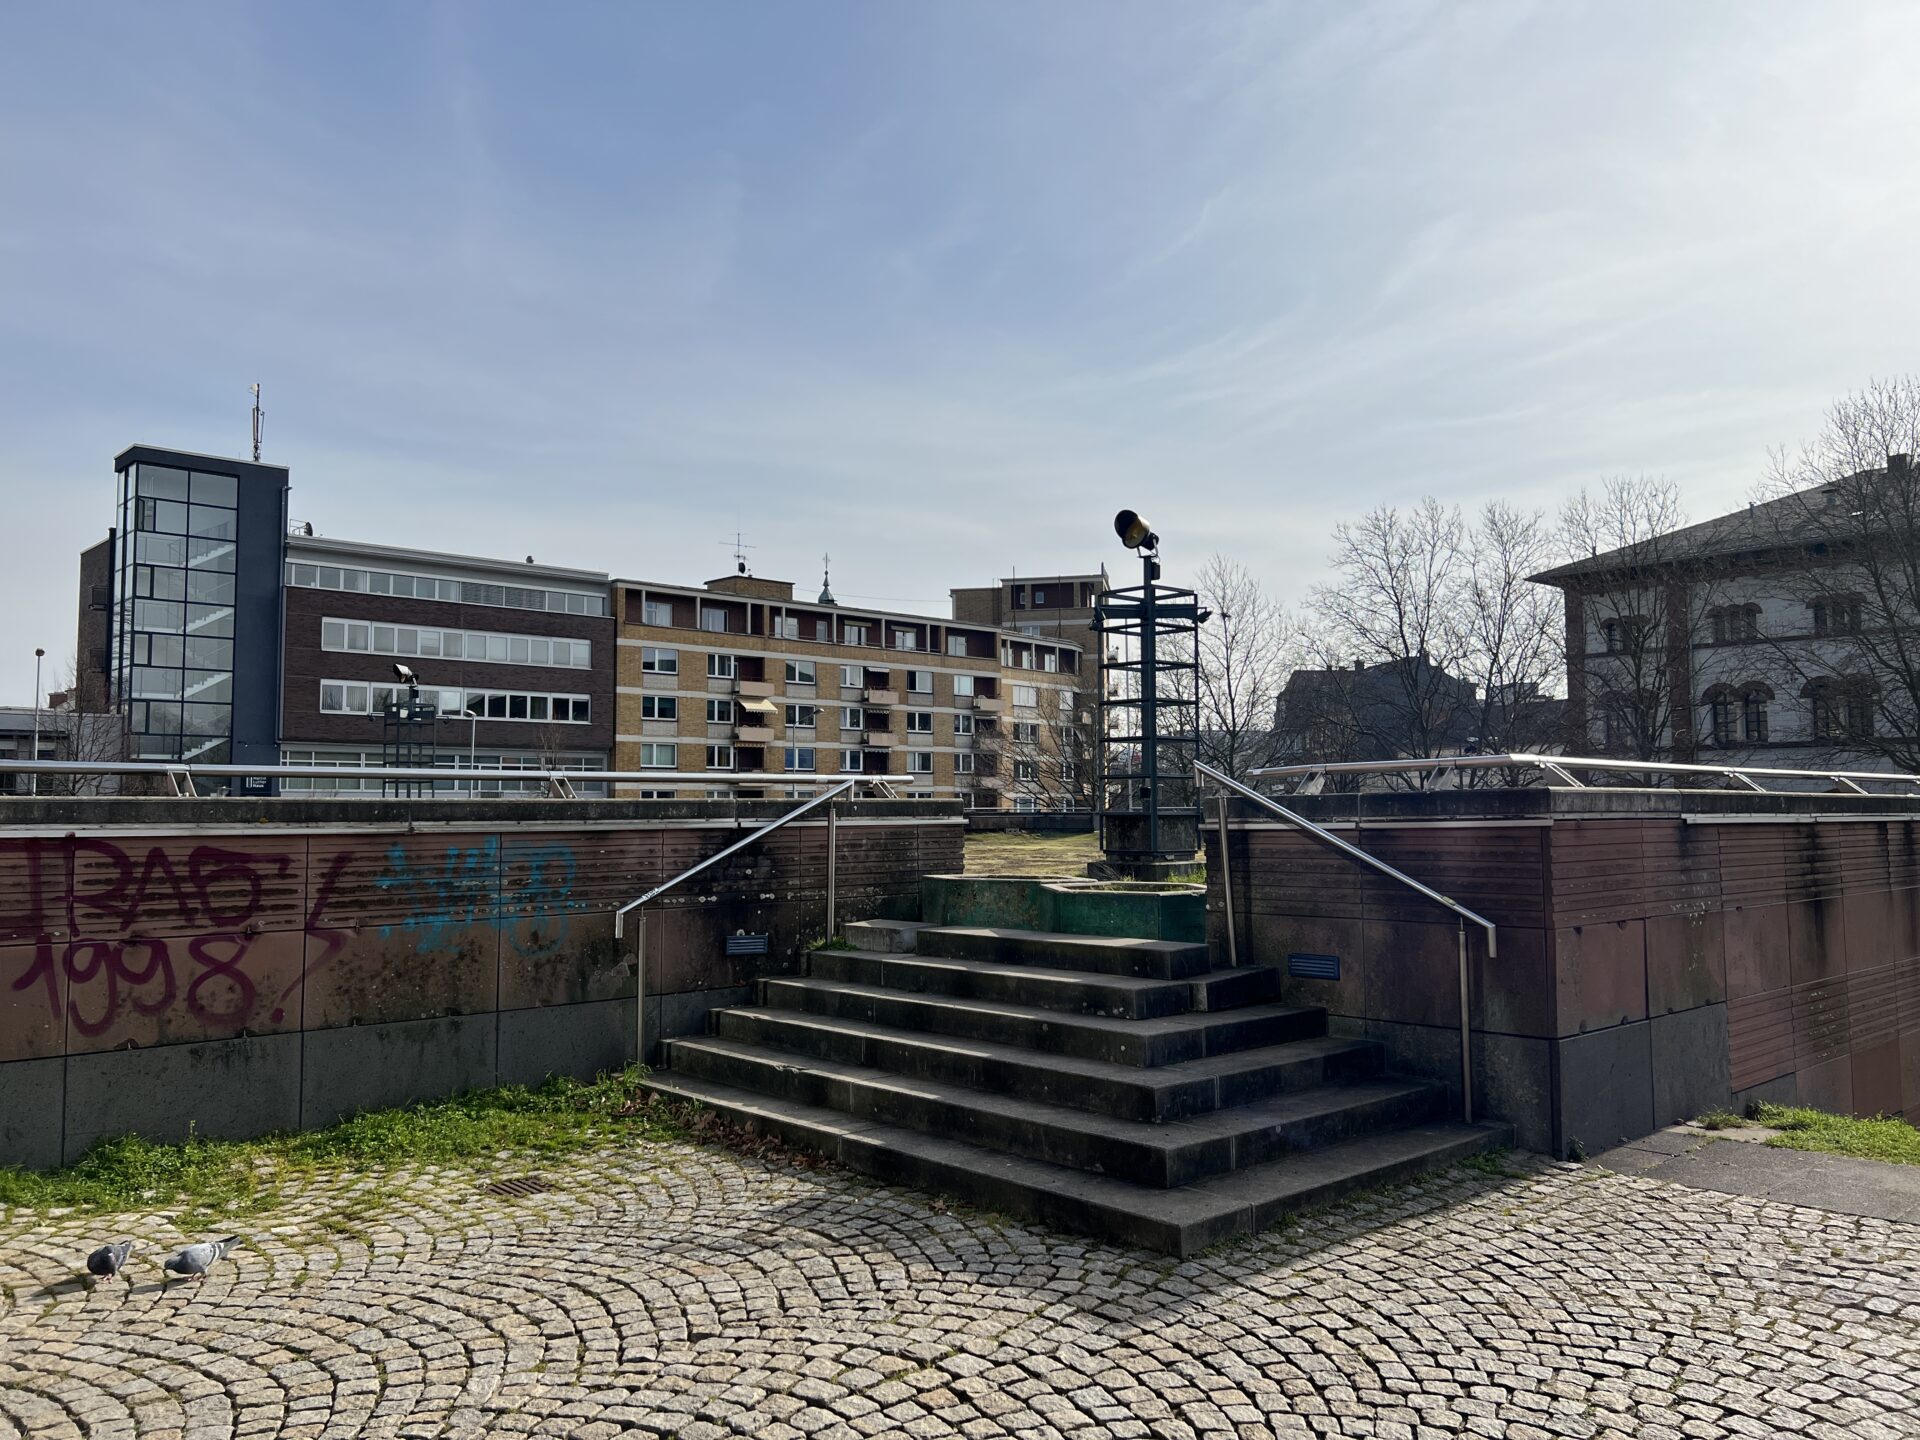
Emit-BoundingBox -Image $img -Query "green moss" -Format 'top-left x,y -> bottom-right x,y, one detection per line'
0,1067 -> 681,1224
1755,1103 -> 1920,1166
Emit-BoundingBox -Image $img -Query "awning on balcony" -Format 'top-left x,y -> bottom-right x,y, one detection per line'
739,698 -> 779,717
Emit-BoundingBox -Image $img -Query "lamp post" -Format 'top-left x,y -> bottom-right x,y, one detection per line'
30,648 -> 43,797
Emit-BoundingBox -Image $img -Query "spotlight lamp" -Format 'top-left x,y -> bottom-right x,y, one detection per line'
392,663 -> 418,685
1113,509 -> 1158,553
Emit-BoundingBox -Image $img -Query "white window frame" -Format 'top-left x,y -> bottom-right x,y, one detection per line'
953,713 -> 975,736
641,695 -> 678,721
641,646 -> 678,674
840,664 -> 862,689
786,704 -> 817,729
953,674 -> 975,697
907,669 -> 932,694
785,659 -> 816,685
784,746 -> 817,771
1013,684 -> 1039,708
642,599 -> 673,627
708,652 -> 737,679
954,752 -> 975,774
639,743 -> 676,769
907,751 -> 934,775
706,698 -> 734,724
843,624 -> 870,647
840,749 -> 864,773
698,606 -> 730,634
906,711 -> 934,734
706,744 -> 735,770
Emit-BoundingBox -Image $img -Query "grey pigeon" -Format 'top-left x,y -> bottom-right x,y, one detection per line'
86,1241 -> 133,1284
162,1236 -> 242,1282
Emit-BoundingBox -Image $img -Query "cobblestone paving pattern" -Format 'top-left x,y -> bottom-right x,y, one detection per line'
4,1141 -> 1919,1439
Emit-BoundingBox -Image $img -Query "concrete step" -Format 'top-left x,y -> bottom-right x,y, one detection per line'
643,1072 -> 1513,1256
806,949 -> 1273,1019
914,925 -> 1212,980
762,977 -> 1325,1067
843,919 -> 930,953
712,1007 -> 1382,1122
662,1038 -> 1444,1187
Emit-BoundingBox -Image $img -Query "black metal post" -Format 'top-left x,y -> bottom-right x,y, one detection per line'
1139,549 -> 1158,862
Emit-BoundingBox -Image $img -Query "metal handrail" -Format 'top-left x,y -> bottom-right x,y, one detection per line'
1196,759 -> 1493,1124
0,759 -> 900,800
1251,751 -> 1920,795
612,778 -> 871,1067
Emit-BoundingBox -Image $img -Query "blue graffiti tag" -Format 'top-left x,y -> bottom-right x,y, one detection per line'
372,838 -> 500,951
507,844 -> 581,958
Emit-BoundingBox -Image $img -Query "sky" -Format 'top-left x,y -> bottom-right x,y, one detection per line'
5,1 -> 1920,698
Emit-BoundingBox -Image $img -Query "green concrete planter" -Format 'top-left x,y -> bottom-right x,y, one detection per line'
921,874 -> 1205,942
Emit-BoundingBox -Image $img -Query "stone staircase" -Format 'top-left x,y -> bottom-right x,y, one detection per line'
646,920 -> 1510,1254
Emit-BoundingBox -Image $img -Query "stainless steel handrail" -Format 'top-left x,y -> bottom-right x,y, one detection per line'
1250,751 -> 1920,795
1196,759 -> 1493,1124
612,778 -> 868,1067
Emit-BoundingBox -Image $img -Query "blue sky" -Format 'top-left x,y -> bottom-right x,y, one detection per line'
5,2 -> 1920,697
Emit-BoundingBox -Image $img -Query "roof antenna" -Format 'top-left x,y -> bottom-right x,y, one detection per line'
250,383 -> 265,462
720,531 -> 756,576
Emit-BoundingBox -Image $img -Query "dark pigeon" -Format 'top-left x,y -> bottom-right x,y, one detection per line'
86,1241 -> 133,1284
163,1235 -> 242,1282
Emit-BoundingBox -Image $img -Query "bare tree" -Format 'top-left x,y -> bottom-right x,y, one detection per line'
1458,501 -> 1564,767
1295,500 -> 1479,783
32,653 -> 126,796
981,686 -> 1090,811
1192,554 -> 1293,781
1749,376 -> 1920,770
1555,476 -> 1710,762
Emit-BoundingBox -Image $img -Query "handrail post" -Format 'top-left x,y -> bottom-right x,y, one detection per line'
1458,918 -> 1472,1125
1215,787 -> 1238,968
826,802 -> 839,943
635,911 -> 648,1071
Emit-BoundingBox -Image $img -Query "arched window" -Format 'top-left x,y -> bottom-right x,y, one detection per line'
1804,676 -> 1874,740
1811,595 -> 1863,636
1739,683 -> 1772,743
1701,685 -> 1735,747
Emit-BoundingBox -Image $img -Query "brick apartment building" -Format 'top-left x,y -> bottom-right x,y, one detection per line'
615,571 -> 1088,807
950,570 -> 1107,653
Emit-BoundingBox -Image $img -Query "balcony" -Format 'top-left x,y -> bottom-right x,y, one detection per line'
864,732 -> 896,749
969,695 -> 1005,713
862,687 -> 897,707
734,724 -> 776,743
738,679 -> 776,699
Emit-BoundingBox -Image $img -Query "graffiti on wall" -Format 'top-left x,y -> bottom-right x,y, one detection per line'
1,835 -> 583,1049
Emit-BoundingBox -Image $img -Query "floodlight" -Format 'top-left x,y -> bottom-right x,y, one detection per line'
392,663 -> 417,684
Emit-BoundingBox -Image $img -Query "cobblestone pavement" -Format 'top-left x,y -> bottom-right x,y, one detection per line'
5,1140 -> 1920,1440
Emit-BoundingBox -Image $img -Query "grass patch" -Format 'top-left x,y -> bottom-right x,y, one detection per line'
1754,1103 -> 1920,1166
0,1067 -> 682,1225
1693,1108 -> 1752,1131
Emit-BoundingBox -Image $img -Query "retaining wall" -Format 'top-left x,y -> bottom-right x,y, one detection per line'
1207,787 -> 1920,1158
0,795 -> 961,1167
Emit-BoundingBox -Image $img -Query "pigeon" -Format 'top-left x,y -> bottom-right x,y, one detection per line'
162,1236 -> 242,1282
86,1241 -> 133,1285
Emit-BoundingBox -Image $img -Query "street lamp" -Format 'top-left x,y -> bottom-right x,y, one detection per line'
30,648 -> 43,797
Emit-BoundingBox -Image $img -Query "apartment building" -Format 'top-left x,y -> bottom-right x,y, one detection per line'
279,533 -> 614,792
950,570 -> 1107,653
615,572 -> 1087,807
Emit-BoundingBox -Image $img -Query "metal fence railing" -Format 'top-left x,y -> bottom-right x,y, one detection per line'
1251,751 -> 1920,796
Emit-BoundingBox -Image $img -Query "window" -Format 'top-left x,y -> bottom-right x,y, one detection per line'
708,652 -> 737,679
840,664 -> 862,689
953,713 -> 975,736
1011,585 -> 1027,610
1032,587 -> 1048,606
947,635 -> 969,657
1042,650 -> 1059,672
774,616 -> 800,639
642,599 -> 673,626
893,630 -> 919,651
786,704 -> 817,728
1706,690 -> 1735,747
953,674 -> 975,697
699,606 -> 730,633
907,669 -> 932,694
321,617 -> 588,668
785,660 -> 816,685
640,696 -> 677,721
1013,721 -> 1040,744
954,752 -> 975,774
706,699 -> 735,724
842,707 -> 865,729
640,743 -> 676,768
785,747 -> 817,771
1808,677 -> 1873,740
1742,687 -> 1770,743
1812,597 -> 1862,636
840,750 -> 864,773
1014,760 -> 1038,782
706,744 -> 735,770
286,563 -> 605,615
331,683 -> 588,723
906,711 -> 934,734
844,623 -> 869,647
641,647 -> 678,674
1013,684 -> 1039,708
907,752 -> 933,775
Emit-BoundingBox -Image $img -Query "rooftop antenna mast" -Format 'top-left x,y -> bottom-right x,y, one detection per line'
250,383 -> 265,462
719,531 -> 757,576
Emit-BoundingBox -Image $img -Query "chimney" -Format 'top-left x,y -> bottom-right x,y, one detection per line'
1352,659 -> 1365,672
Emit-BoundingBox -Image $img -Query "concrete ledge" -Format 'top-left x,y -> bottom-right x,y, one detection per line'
497,998 -> 636,1089
300,1014 -> 497,1127
64,1033 -> 301,1160
0,1057 -> 64,1170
